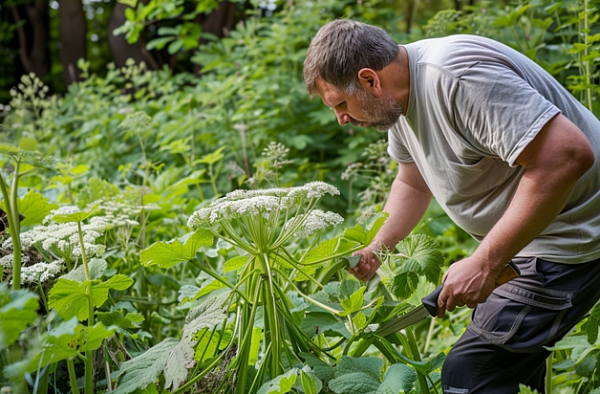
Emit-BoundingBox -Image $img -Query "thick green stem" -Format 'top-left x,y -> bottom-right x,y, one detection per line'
67,358 -> 79,394
76,221 -> 94,394
405,327 -> 430,394
235,279 -> 263,394
546,353 -> 553,394
77,222 -> 90,281
0,170 -> 21,290
260,253 -> 282,377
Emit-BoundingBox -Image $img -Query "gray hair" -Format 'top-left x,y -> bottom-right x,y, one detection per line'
303,19 -> 399,96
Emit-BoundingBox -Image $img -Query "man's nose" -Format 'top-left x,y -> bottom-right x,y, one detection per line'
334,109 -> 350,125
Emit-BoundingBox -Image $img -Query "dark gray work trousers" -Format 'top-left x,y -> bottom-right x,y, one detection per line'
441,256 -> 600,394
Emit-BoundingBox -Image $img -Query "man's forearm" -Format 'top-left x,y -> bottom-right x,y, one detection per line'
373,170 -> 432,250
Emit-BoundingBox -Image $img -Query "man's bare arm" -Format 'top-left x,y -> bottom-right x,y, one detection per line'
350,161 -> 432,280
437,113 -> 595,317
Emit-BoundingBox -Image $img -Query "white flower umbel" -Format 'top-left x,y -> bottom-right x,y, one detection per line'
20,260 -> 63,285
188,182 -> 341,255
288,209 -> 344,238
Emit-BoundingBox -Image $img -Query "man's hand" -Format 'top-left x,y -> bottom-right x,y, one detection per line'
349,244 -> 381,281
436,256 -> 500,318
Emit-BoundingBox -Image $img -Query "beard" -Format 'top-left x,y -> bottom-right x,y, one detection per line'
353,88 -> 403,132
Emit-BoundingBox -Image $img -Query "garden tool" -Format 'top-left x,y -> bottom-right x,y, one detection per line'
376,260 -> 520,336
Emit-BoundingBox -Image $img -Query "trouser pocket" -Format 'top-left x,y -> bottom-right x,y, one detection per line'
470,282 -> 572,352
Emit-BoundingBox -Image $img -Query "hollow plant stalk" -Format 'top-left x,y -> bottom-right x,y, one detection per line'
77,221 -> 94,394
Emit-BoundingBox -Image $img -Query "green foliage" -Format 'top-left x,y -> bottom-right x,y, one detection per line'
328,356 -> 417,394
379,234 -> 444,300
0,284 -> 39,349
141,229 -> 213,268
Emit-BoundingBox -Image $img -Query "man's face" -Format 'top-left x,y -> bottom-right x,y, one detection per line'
317,79 -> 403,131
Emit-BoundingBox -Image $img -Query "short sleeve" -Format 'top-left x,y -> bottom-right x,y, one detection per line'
453,62 -> 561,166
387,119 -> 415,164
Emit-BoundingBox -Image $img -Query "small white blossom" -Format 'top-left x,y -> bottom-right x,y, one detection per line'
289,209 -> 344,238
20,260 -> 63,284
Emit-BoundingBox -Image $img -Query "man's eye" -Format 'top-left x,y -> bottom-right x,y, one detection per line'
337,102 -> 347,110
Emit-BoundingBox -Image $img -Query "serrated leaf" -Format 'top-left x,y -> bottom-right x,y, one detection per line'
353,312 -> 367,331
0,284 -> 39,349
376,364 -> 417,394
334,356 -> 383,381
343,225 -> 367,245
192,278 -> 226,301
303,237 -> 340,264
49,275 -> 133,320
390,271 -> 420,300
329,372 -> 380,394
257,368 -> 300,394
178,285 -> 200,304
62,258 -> 107,282
296,237 -> 340,281
97,311 -> 144,329
340,286 -> 365,314
365,213 -> 388,245
4,321 -> 114,377
18,190 -> 58,226
386,234 -> 443,299
141,229 -> 213,268
339,279 -> 360,300
113,338 -> 179,394
164,292 -> 229,390
300,353 -> 335,382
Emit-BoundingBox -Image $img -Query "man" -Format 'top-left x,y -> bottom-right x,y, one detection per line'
303,19 -> 600,393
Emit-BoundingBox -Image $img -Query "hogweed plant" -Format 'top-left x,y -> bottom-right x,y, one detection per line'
120,181 -> 395,394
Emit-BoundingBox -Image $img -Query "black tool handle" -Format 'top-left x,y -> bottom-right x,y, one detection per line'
421,260 -> 520,317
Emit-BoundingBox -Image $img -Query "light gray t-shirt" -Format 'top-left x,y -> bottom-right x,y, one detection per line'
388,35 -> 600,263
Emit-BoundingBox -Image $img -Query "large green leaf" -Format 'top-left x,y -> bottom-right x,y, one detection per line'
141,228 -> 213,268
4,319 -> 115,377
62,258 -> 107,282
164,291 -> 230,390
387,234 -> 443,299
17,190 -> 58,226
113,338 -> 179,394
376,364 -> 416,394
257,368 -> 300,394
328,357 -> 416,394
339,279 -> 365,315
0,284 -> 39,349
48,275 -> 133,320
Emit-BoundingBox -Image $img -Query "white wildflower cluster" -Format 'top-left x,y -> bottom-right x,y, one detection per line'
188,195 -> 290,228
262,142 -> 293,170
341,162 -> 362,181
100,200 -> 152,228
289,209 -> 344,238
187,182 -> 340,229
20,260 -> 63,285
288,181 -> 340,199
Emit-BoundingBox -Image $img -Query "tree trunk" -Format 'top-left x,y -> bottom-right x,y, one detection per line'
107,2 -> 159,70
10,0 -> 50,79
59,0 -> 87,84
193,0 -> 237,75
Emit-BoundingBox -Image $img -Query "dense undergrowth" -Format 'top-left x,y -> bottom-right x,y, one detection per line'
0,0 -> 599,393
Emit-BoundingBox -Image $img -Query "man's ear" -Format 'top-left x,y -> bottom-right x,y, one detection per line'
357,68 -> 381,95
